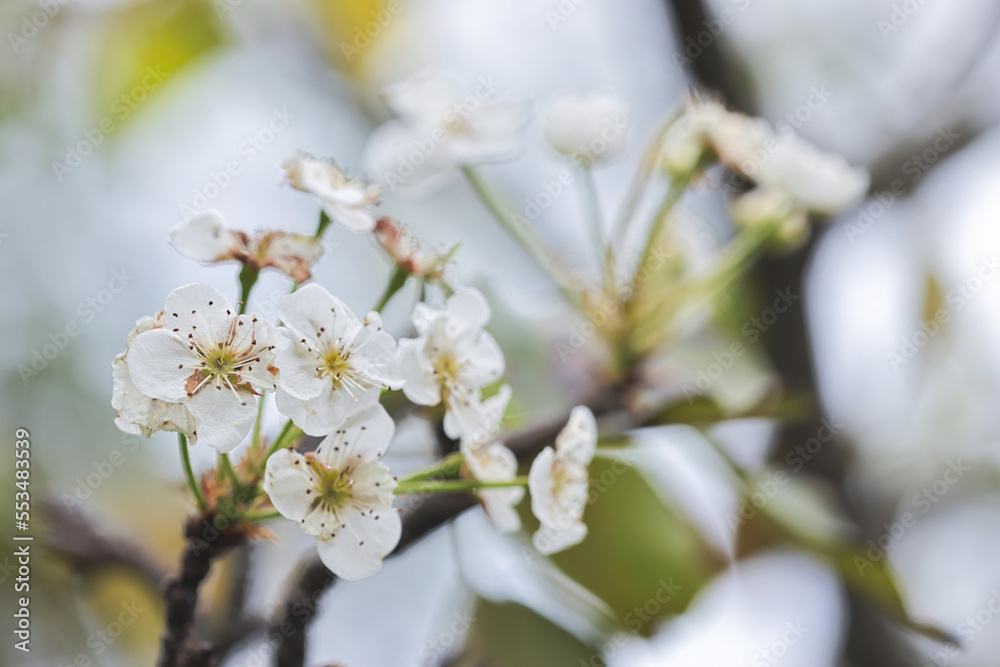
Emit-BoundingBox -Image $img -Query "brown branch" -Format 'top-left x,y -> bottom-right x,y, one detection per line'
157,513 -> 246,667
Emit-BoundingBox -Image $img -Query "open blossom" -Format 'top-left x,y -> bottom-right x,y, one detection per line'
170,211 -> 323,283
542,92 -> 630,167
660,99 -> 869,216
283,152 -> 381,232
529,406 -> 597,554
451,385 -> 524,533
397,289 -> 504,418
373,216 -> 451,280
125,283 -> 279,452
274,284 -> 401,436
263,403 -> 401,580
364,70 -> 526,192
112,312 -> 197,440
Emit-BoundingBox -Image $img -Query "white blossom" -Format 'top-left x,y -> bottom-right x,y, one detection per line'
397,289 -> 505,419
451,385 -> 524,533
283,152 -> 381,233
529,406 -> 597,554
274,284 -> 401,436
542,92 -> 630,167
125,283 -> 280,452
660,100 -> 869,216
170,211 -> 323,283
112,312 -> 197,441
263,403 -> 401,580
364,70 -> 526,192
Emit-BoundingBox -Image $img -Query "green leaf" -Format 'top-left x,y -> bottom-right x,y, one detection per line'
455,599 -> 599,667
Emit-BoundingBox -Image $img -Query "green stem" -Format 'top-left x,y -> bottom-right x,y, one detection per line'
251,395 -> 265,447
394,476 -> 529,495
396,452 -> 465,484
218,452 -> 241,491
244,508 -> 282,522
632,178 -> 687,290
461,166 -> 583,309
315,210 -> 332,238
237,265 -> 260,315
630,219 -> 783,354
577,165 -> 616,293
265,419 -> 300,461
609,111 -> 680,254
372,265 -> 410,312
178,434 -> 206,511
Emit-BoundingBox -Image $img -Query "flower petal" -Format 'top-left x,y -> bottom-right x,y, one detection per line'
320,200 -> 377,233
315,402 -> 395,468
185,384 -> 257,452
397,338 -> 441,406
263,449 -> 318,522
555,406 -> 597,465
528,446 -> 558,526
315,507 -> 402,580
170,211 -> 244,262
275,382 -> 379,437
443,288 -> 492,334
275,334 -> 325,401
126,329 -> 200,403
533,519 -> 587,555
277,283 -> 358,349
453,329 -> 505,389
162,283 -> 236,343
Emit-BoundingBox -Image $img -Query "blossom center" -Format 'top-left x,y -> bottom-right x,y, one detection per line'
321,347 -> 353,384
310,460 -> 355,510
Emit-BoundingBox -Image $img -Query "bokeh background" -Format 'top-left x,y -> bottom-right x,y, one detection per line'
3,0 -> 1000,665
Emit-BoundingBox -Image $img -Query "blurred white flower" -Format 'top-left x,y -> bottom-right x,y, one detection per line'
529,406 -> 597,554
283,152 -> 381,232
661,100 -> 869,216
364,70 -> 526,192
125,284 -> 279,452
112,311 -> 196,441
542,92 -> 630,167
263,403 -> 401,580
397,289 -> 505,419
170,211 -> 323,283
274,284 -> 401,436
728,185 -> 811,249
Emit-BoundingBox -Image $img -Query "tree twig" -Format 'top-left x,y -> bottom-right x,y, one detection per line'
157,513 -> 246,667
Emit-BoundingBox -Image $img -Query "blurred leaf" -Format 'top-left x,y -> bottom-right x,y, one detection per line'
831,549 -> 959,646
455,599 -> 598,667
312,0 -> 387,71
94,0 -> 224,129
651,389 -> 814,428
531,457 -> 726,636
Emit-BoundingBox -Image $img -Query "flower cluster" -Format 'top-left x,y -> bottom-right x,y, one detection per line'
113,139 -> 599,578
112,76 -> 868,584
